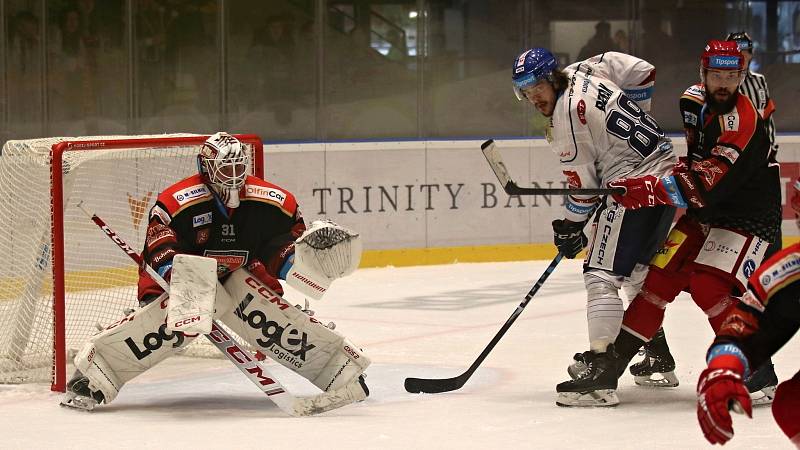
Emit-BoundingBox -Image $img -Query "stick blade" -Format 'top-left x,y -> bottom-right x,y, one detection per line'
480,139 -> 515,192
404,376 -> 466,394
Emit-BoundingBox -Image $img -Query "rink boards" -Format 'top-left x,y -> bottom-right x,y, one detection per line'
2,135 -> 800,296
265,136 -> 800,266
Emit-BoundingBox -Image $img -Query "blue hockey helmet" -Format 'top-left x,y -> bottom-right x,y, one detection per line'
512,47 -> 558,100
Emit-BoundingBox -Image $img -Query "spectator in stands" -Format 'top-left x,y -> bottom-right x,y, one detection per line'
577,21 -> 618,61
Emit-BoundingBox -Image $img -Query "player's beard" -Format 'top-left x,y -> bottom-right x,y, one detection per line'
707,87 -> 737,114
536,99 -> 555,117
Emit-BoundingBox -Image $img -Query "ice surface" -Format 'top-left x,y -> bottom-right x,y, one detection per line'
1,259 -> 795,449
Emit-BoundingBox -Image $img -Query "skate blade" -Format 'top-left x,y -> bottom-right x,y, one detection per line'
60,392 -> 98,411
633,371 -> 679,388
556,390 -> 619,407
749,385 -> 777,407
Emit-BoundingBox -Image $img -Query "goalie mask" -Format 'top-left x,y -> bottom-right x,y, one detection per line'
198,132 -> 249,208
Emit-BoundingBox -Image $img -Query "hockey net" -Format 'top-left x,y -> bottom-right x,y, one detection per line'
0,134 -> 263,391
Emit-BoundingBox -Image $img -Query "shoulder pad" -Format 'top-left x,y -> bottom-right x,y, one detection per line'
681,84 -> 705,104
155,174 -> 213,216
750,243 -> 800,303
241,176 -> 298,216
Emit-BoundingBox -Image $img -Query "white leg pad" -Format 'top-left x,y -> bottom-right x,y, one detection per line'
73,293 -> 201,403
72,342 -> 123,404
221,269 -> 371,391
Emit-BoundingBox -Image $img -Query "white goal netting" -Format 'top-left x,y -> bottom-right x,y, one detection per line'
0,134 -> 262,390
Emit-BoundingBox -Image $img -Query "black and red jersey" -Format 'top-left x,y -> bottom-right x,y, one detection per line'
714,242 -> 800,370
137,174 -> 305,301
677,84 -> 780,241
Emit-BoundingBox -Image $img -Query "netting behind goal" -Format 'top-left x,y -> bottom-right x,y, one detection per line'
0,134 -> 263,391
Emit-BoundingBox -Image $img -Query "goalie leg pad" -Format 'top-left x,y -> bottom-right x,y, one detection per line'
287,220 -> 362,300
221,269 -> 371,391
68,293 -> 201,405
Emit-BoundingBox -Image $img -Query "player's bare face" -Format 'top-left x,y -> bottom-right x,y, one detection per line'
705,69 -> 742,104
522,81 -> 556,117
704,69 -> 743,114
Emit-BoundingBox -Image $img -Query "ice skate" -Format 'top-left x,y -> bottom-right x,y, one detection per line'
60,371 -> 105,411
745,363 -> 778,406
557,347 -> 619,407
628,328 -> 679,387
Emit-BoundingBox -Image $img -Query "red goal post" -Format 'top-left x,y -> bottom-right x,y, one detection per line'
0,133 -> 263,391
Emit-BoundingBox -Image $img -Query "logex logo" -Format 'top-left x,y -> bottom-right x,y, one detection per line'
125,323 -> 188,360
192,212 -> 212,228
234,279 -> 317,366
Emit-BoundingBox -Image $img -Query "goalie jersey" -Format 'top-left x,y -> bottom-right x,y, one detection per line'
138,174 -> 306,302
550,52 -> 676,222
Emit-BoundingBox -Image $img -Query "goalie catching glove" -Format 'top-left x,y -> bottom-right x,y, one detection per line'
608,175 -> 688,210
286,220 -> 362,300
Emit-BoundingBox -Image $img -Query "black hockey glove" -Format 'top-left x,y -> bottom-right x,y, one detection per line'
552,219 -> 588,259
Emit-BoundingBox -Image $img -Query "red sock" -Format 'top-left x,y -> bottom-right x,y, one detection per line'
621,295 -> 665,340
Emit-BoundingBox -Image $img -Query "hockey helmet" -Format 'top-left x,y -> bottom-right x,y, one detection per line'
198,132 -> 249,192
512,47 -> 558,100
701,40 -> 744,71
726,31 -> 753,52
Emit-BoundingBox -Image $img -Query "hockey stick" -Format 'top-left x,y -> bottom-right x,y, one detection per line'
404,253 -> 564,394
481,139 -> 623,196
76,202 -> 361,416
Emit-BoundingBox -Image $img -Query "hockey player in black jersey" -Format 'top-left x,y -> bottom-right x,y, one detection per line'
696,182 -> 800,445
555,40 -> 781,407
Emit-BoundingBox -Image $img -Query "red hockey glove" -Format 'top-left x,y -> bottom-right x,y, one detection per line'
696,353 -> 752,445
609,175 -> 687,210
246,259 -> 285,296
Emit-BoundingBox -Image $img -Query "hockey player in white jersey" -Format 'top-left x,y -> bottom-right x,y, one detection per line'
511,48 -> 678,406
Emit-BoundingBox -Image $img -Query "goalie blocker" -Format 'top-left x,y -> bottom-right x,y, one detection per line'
63,267 -> 370,409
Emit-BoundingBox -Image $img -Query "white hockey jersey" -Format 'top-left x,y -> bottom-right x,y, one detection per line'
566,52 -> 656,112
549,52 -> 676,222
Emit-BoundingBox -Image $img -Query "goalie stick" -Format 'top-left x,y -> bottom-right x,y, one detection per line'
481,139 -> 623,196
76,201 -> 360,416
404,253 -> 563,394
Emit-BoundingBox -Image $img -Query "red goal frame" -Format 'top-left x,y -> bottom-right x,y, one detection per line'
49,134 -> 264,391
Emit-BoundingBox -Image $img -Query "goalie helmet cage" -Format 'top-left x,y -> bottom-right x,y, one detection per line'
0,134 -> 264,392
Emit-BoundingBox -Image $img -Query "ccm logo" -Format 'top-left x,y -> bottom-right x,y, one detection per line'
343,345 -> 360,359
245,277 -> 291,310
173,316 -> 201,328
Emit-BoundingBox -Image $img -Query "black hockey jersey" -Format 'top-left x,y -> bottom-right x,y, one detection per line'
714,242 -> 800,369
678,84 -> 780,242
138,174 -> 305,301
